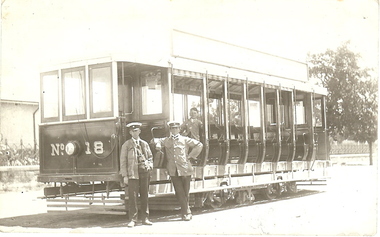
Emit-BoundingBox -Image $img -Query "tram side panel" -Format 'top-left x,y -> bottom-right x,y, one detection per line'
38,120 -> 119,181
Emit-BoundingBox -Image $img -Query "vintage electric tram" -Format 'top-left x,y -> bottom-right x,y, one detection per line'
37,30 -> 330,213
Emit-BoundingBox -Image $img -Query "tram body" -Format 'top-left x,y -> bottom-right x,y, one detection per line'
38,30 -> 330,211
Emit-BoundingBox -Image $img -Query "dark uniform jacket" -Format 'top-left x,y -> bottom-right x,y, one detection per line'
156,135 -> 203,176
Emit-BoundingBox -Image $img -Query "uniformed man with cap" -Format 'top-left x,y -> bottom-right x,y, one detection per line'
155,121 -> 203,221
120,122 -> 153,228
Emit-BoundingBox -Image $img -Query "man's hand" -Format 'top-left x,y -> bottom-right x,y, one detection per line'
123,176 -> 128,185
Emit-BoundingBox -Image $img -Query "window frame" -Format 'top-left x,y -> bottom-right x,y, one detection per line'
89,63 -> 114,119
61,66 -> 87,121
40,70 -> 60,123
138,67 -> 168,120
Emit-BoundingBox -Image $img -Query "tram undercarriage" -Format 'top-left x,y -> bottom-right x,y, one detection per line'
41,160 -> 330,214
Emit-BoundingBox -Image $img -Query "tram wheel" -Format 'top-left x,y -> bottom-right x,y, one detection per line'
262,184 -> 281,200
286,181 -> 298,194
235,190 -> 254,204
206,191 -> 224,208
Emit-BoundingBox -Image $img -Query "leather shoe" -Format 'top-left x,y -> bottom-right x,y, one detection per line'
142,219 -> 153,225
182,214 -> 192,221
127,221 -> 135,228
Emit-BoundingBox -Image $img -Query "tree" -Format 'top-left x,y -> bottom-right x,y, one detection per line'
308,42 -> 378,164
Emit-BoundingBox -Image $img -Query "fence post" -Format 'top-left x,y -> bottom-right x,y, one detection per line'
20,139 -> 24,161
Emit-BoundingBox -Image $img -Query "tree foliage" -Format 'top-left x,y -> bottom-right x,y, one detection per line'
308,42 -> 378,145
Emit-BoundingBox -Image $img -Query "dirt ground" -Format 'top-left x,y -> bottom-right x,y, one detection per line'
0,165 -> 378,235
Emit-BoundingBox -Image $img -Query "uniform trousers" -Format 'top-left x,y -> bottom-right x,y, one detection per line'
170,175 -> 191,216
126,171 -> 150,221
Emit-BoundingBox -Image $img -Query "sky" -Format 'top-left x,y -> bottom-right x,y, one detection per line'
0,0 -> 378,102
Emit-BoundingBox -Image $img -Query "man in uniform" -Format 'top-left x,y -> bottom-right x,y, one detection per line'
120,122 -> 153,228
155,121 -> 203,221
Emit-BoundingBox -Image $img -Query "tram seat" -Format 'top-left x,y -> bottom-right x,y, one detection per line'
229,125 -> 243,163
294,132 -> 309,161
247,127 -> 260,162
279,130 -> 292,161
247,139 -> 260,163
229,139 -> 242,163
207,124 -> 224,165
264,132 -> 278,162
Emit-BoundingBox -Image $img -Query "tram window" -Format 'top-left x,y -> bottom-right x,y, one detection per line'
41,71 -> 59,122
248,100 -> 260,127
188,95 -> 201,112
228,82 -> 243,128
279,91 -> 292,128
62,67 -> 86,120
247,84 -> 261,128
208,98 -> 221,125
295,100 -> 306,124
141,69 -> 162,115
173,93 -> 184,122
172,76 -> 202,122
313,98 -> 323,127
266,104 -> 275,124
90,63 -> 113,118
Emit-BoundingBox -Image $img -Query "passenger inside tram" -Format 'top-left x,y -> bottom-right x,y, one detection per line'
180,107 -> 203,141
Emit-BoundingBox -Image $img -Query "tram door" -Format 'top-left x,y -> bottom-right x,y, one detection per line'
118,63 -> 169,143
117,62 -> 135,145
313,95 -> 329,160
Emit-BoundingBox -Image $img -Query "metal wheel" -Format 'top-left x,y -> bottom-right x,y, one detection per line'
286,181 -> 298,194
235,190 -> 254,204
262,184 -> 281,200
206,190 -> 225,208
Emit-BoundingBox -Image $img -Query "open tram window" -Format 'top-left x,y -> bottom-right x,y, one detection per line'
41,71 -> 60,123
228,81 -> 244,164
140,69 -> 163,115
265,88 -> 277,126
295,92 -> 307,125
247,84 -> 262,163
171,75 -> 202,123
208,78 -> 224,139
228,81 -> 243,140
89,63 -> 113,118
313,97 -> 323,127
117,62 -> 134,117
280,90 -> 292,129
62,67 -> 86,121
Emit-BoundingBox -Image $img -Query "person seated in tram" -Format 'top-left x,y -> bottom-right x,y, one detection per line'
180,107 -> 203,141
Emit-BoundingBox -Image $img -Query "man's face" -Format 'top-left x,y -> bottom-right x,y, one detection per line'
190,110 -> 198,119
170,127 -> 180,135
129,129 -> 141,139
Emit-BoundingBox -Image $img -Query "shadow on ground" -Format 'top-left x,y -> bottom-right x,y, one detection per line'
0,189 -> 322,229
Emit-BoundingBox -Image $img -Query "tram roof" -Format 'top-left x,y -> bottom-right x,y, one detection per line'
40,30 -> 327,95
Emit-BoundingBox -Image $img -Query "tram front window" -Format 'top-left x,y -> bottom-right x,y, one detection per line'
41,71 -> 59,122
90,63 -> 113,118
62,67 -> 86,120
141,69 -> 162,115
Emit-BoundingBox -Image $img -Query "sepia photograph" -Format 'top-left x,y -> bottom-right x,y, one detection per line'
0,0 -> 378,235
